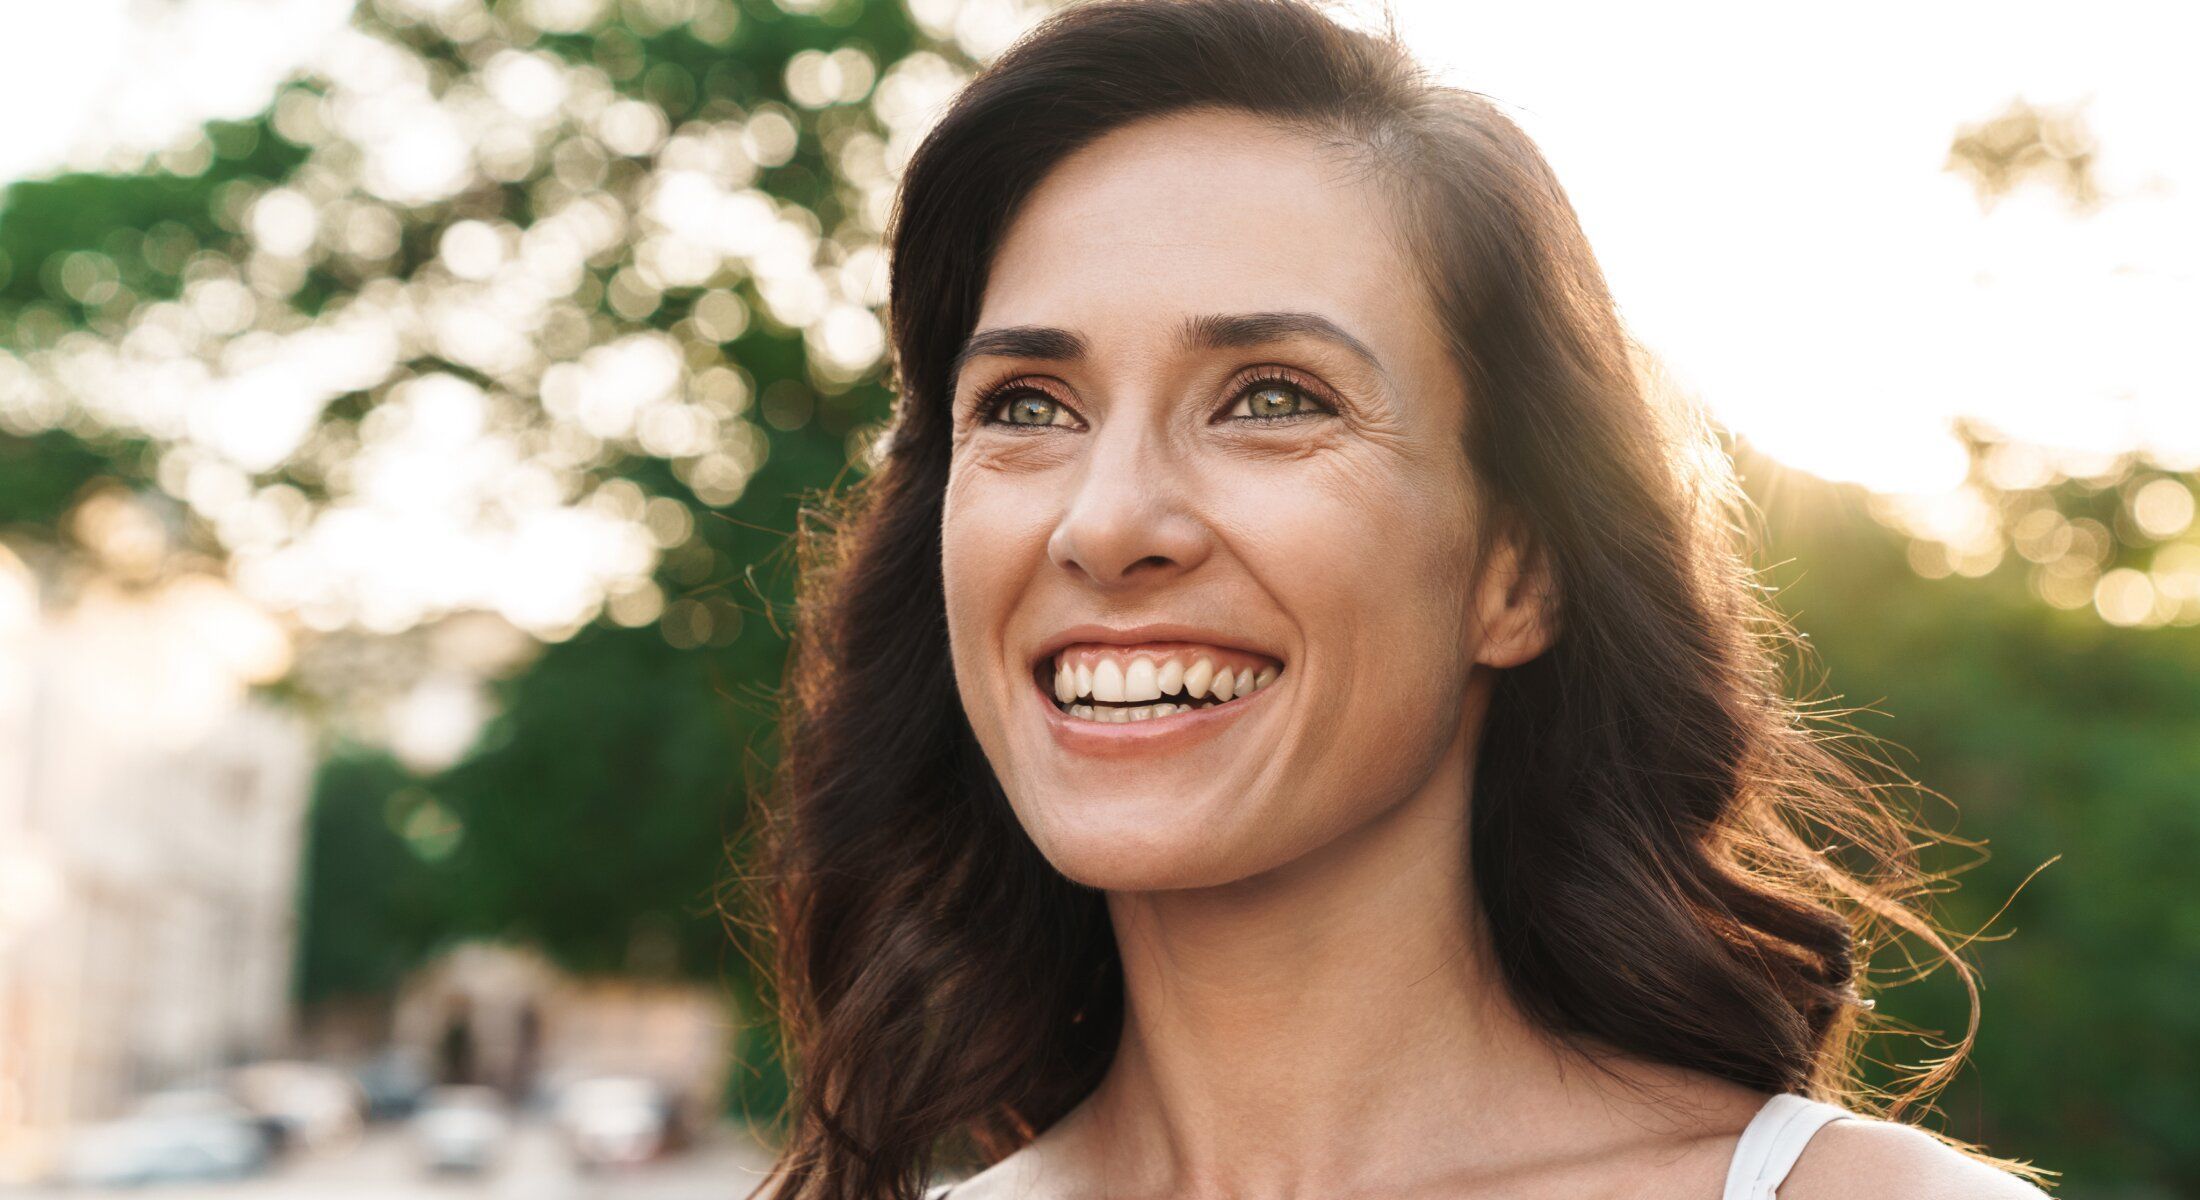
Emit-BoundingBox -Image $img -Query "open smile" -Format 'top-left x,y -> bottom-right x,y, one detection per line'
1028,638 -> 1285,755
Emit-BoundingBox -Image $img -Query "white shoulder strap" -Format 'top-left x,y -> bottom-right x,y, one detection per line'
1721,1093 -> 1859,1200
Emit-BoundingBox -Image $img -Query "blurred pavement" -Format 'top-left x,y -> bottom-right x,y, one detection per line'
2,1120 -> 777,1200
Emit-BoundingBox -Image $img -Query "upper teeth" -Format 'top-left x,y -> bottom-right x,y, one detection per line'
1051,647 -> 1282,708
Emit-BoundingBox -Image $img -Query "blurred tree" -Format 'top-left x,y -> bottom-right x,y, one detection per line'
1744,444 -> 2200,1193
293,751 -> 449,999
1,0 -> 1043,1120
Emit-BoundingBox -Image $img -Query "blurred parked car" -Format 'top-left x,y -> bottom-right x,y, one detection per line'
551,1075 -> 683,1169
228,1060 -> 365,1152
353,1047 -> 432,1120
60,1088 -> 271,1186
409,1085 -> 510,1174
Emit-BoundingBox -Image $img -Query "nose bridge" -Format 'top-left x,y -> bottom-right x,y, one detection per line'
1048,403 -> 1205,586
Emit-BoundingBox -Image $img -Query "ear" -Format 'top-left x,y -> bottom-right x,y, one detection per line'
1471,518 -> 1559,670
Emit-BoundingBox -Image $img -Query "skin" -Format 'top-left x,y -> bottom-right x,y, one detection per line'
936,108 -> 2043,1200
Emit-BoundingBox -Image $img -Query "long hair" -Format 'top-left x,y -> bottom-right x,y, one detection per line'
744,2 -> 2027,1196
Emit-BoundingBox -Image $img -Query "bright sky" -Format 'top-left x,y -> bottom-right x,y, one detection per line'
0,0 -> 352,182
1387,0 -> 2199,493
1,0 -> 2193,500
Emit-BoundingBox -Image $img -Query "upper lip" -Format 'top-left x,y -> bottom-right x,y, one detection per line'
1030,622 -> 1285,668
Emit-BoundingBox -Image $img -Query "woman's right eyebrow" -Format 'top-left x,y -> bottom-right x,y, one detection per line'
951,325 -> 1089,383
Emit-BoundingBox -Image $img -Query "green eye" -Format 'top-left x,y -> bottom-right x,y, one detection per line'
1244,384 -> 1304,418
982,387 -> 1078,428
1004,394 -> 1062,425
1231,378 -> 1328,421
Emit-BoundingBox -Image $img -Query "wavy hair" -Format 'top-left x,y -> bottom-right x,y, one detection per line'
742,1 -> 2035,1196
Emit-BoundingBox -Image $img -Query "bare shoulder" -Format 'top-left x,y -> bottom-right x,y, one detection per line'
1778,1116 -> 2052,1200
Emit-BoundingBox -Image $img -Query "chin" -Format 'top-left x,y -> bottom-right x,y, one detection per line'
1009,786 -> 1277,892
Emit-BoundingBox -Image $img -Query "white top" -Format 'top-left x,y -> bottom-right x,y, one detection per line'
1722,1093 -> 1860,1199
928,1091 -> 1858,1200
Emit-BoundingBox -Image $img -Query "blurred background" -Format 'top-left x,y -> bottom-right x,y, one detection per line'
0,0 -> 2190,1196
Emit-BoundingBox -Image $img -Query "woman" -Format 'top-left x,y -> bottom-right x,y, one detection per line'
748,1 -> 2053,1197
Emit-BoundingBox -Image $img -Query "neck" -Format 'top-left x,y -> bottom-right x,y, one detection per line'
1061,701 -> 1658,1199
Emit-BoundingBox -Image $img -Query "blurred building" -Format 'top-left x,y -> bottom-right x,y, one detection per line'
0,553 -> 313,1183
386,940 -> 731,1117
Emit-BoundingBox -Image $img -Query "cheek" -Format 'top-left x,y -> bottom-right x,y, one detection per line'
940,472 -> 997,666
1224,444 -> 1476,640
943,463 -> 1049,596
1219,447 -> 1478,789
941,464 -> 1055,708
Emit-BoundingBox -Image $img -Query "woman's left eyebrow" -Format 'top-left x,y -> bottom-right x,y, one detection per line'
1178,311 -> 1387,380
951,310 -> 1387,386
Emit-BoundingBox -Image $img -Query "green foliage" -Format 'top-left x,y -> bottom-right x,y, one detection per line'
1749,452 -> 2200,1194
430,620 -> 758,975
0,431 -> 145,528
293,752 -> 454,1000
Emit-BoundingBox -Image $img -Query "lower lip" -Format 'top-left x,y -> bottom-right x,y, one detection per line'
1033,669 -> 1280,758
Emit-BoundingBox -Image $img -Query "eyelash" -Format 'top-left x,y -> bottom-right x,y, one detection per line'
972,368 -> 1336,430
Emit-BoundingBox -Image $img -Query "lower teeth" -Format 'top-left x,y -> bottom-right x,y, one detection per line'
1063,700 -> 1218,723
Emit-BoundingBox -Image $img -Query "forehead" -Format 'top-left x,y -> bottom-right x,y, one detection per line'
977,109 -> 1429,358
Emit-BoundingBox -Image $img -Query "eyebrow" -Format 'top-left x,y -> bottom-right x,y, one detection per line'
949,310 -> 1386,385
951,325 -> 1089,384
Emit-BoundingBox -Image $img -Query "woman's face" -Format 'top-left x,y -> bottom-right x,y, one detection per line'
941,108 -> 1544,891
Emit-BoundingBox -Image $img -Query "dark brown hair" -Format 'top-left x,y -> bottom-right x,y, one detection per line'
746,2 -> 2034,1197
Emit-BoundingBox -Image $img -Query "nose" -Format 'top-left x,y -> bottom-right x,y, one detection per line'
1046,425 -> 1211,589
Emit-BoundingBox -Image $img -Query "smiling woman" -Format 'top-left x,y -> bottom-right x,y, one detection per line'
744,3 -> 2051,1200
